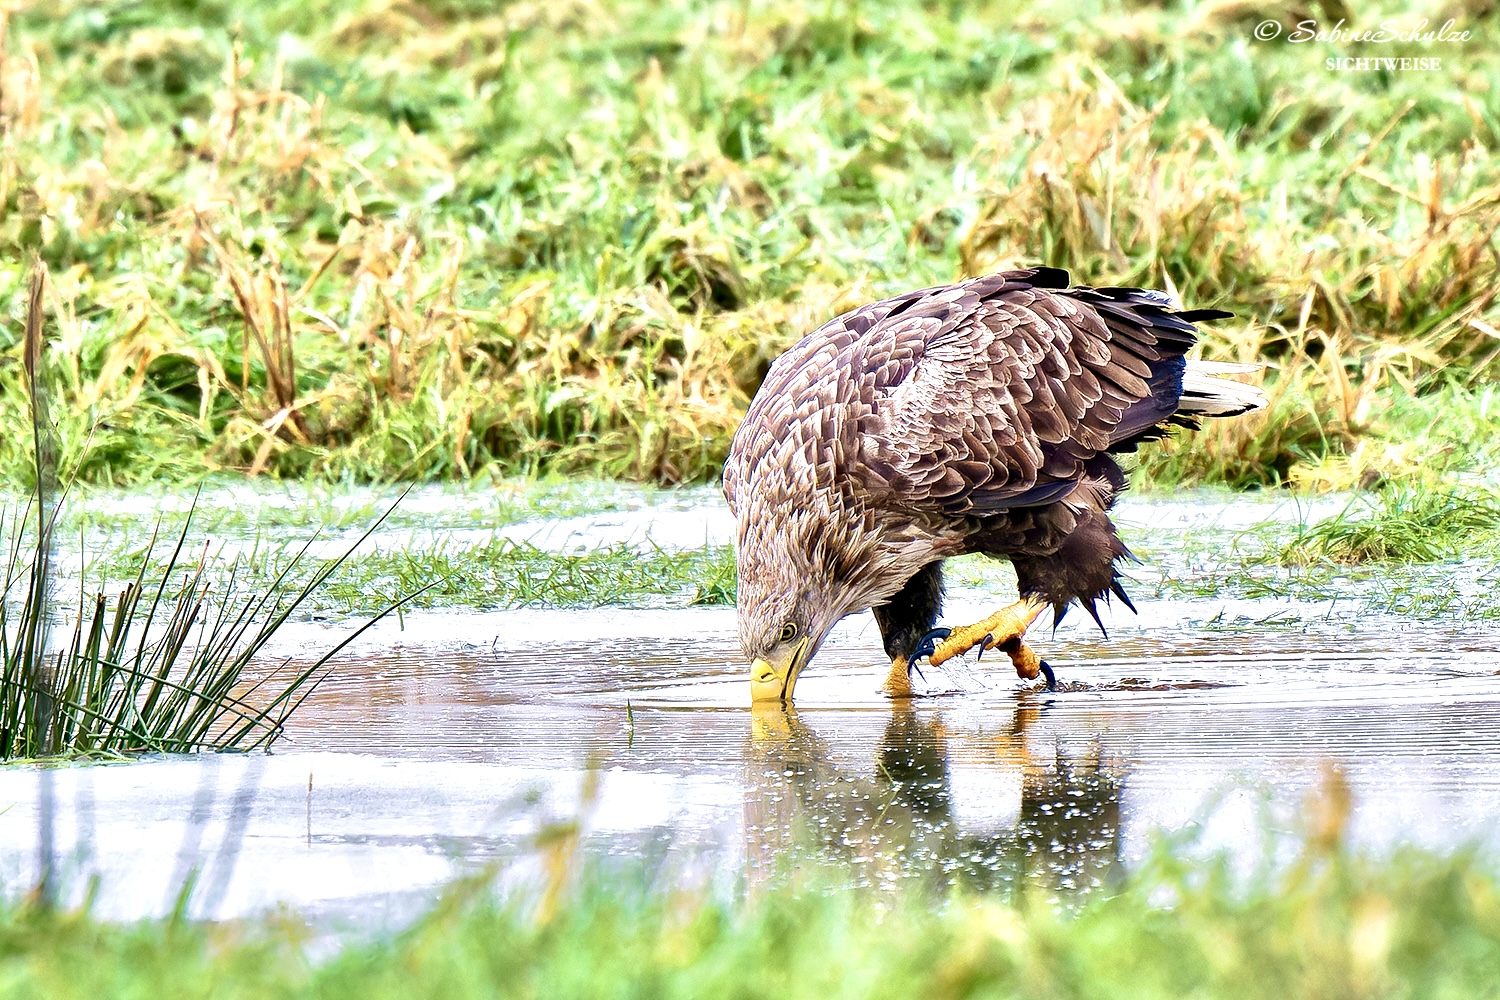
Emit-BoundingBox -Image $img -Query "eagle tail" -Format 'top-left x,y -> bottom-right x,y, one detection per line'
1176,360 -> 1268,419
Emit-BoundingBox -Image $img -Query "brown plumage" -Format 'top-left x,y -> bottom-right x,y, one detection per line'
724,267 -> 1265,703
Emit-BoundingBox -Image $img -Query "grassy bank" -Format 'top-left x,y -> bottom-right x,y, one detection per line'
34,477 -> 1500,619
1,0 -> 1495,488
5,827 -> 1500,999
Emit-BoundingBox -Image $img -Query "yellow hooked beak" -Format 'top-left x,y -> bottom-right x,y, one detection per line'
749,637 -> 810,704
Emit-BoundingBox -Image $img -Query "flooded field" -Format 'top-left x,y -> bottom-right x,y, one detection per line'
4,488 -> 1500,924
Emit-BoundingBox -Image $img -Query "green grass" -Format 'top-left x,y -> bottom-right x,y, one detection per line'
1268,486 -> 1500,566
315,538 -> 737,613
5,824 -> 1500,999
1,0 -> 1496,488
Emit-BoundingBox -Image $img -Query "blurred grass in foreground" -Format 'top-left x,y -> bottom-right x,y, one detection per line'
0,0 -> 1495,488
4,819 -> 1500,998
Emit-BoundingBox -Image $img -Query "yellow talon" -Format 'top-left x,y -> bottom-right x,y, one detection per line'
928,596 -> 1048,679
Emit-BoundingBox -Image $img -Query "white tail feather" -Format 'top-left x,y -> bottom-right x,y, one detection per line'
1178,360 -> 1268,418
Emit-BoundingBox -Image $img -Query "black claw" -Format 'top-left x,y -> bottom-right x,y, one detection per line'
974,633 -> 994,663
1039,660 -> 1056,691
911,627 -> 952,664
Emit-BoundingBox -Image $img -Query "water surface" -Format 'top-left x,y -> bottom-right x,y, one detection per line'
4,492 -> 1499,922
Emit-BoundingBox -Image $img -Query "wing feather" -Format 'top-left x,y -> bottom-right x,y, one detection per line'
854,270 -> 1212,515
724,267 -> 1225,521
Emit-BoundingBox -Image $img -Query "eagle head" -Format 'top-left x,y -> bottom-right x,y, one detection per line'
733,483 -> 889,704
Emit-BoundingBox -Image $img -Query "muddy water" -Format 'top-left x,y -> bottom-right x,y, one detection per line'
4,493 -> 1500,922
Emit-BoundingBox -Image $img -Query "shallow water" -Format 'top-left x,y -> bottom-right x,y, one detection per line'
4,491 -> 1500,923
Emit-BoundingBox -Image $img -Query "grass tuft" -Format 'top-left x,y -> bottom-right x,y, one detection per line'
1,490 -> 426,759
1271,487 -> 1500,567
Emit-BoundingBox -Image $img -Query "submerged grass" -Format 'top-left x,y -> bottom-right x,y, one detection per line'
51,480 -> 1500,620
317,538 -> 737,613
43,478 -> 734,615
1099,485 -> 1500,620
0,1 -> 1495,488
46,476 -> 674,560
69,536 -> 737,617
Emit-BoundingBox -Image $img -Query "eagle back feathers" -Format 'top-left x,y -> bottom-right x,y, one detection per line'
723,267 -> 1226,521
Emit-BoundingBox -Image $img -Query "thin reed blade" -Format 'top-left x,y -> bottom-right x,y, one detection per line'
21,260 -> 59,757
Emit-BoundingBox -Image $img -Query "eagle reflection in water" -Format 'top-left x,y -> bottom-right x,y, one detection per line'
744,706 -> 1124,897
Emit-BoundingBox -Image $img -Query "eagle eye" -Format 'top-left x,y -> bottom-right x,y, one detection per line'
778,622 -> 799,643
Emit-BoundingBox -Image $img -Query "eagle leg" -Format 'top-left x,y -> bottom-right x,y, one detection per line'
883,656 -> 917,699
917,596 -> 1050,681
874,562 -> 945,699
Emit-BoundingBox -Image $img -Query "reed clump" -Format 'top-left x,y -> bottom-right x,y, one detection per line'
3,263 -> 417,760
0,500 -> 401,758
